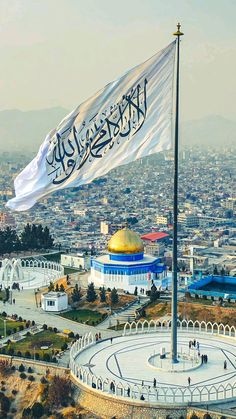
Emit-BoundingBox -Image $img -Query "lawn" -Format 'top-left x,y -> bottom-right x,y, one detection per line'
0,316 -> 25,338
60,309 -> 105,325
64,267 -> 81,274
5,330 -> 72,360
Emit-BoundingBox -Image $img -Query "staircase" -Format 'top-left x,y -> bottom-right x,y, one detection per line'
99,297 -> 149,329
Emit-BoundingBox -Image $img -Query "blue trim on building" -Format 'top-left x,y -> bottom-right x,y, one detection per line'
109,252 -> 144,262
91,257 -> 166,275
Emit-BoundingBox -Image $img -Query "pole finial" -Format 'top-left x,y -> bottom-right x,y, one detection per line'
173,22 -> 184,37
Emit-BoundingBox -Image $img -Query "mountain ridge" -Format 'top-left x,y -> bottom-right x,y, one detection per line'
0,108 -> 235,152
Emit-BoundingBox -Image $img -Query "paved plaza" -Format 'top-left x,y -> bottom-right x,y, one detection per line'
72,330 -> 236,404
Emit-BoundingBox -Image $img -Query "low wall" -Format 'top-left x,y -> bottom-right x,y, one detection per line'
73,378 -> 187,419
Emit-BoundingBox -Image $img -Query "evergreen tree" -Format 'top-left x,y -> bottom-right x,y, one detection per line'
71,284 -> 81,303
100,286 -> 106,303
86,282 -> 97,302
48,282 -> 54,292
110,288 -> 119,305
150,284 -> 160,303
59,284 -> 65,292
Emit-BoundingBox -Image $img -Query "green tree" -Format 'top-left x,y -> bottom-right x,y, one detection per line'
71,284 -> 81,303
100,286 -> 106,303
59,284 -> 65,292
150,284 -> 160,303
86,282 -> 97,302
1,395 -> 11,413
48,282 -> 54,292
31,402 -> 44,418
110,288 -> 119,305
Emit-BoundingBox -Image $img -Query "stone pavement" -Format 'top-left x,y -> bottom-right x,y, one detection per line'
0,289 -> 116,338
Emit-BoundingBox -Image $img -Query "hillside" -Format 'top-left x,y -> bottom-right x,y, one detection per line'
0,108 -> 235,152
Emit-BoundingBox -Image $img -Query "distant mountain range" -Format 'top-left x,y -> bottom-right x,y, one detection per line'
0,108 -> 235,152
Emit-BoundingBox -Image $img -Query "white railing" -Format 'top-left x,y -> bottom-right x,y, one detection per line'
69,321 -> 236,405
123,319 -> 236,338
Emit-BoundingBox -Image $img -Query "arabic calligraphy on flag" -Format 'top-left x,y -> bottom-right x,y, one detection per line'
7,41 -> 176,211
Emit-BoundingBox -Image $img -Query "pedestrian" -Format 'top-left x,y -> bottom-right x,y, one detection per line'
142,380 -> 144,386
188,377 -> 191,386
98,332 -> 101,340
127,387 -> 130,397
153,378 -> 157,388
193,339 -> 196,347
189,341 -> 192,349
201,354 -> 204,364
206,355 -> 208,363
13,298 -> 15,304
95,333 -> 98,342
224,360 -> 227,370
140,394 -> 145,400
110,337 -> 113,344
197,341 -> 199,350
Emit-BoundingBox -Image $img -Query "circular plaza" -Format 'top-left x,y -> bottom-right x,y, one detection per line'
0,258 -> 64,290
70,320 -> 236,409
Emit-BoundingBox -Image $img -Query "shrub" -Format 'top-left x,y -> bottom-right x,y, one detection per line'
0,348 -> 5,354
48,326 -> 53,331
20,372 -> 27,379
19,325 -> 24,331
11,365 -> 16,371
6,329 -> 12,336
0,359 -> 12,376
68,331 -> 74,338
32,320 -> 35,326
12,389 -> 18,395
1,312 -> 7,317
25,351 -> 31,359
18,316 -> 23,322
17,351 -> 22,357
11,407 -> 17,413
19,364 -> 25,372
53,327 -> 58,333
1,395 -> 10,413
31,402 -> 44,418
43,353 -> 51,362
26,331 -> 31,337
22,407 -> 31,417
35,352 -> 40,360
7,347 -> 14,356
190,414 -> 199,419
61,343 -> 68,351
40,376 -> 48,384
28,375 -> 35,382
52,357 -> 57,363
28,366 -> 33,373
42,324 -> 47,330
47,375 -> 71,407
1,387 -> 6,392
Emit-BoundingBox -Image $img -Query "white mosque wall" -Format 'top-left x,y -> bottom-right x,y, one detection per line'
90,267 -> 166,294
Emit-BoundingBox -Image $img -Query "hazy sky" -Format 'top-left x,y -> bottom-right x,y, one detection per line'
0,0 -> 236,121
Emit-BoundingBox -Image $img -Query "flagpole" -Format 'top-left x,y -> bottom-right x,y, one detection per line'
171,23 -> 184,363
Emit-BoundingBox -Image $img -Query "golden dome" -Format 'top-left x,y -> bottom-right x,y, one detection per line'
108,228 -> 144,254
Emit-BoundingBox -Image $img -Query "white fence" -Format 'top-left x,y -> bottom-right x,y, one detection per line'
123,319 -> 236,338
70,320 -> 236,405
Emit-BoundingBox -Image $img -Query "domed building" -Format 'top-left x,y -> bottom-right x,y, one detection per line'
90,227 -> 167,294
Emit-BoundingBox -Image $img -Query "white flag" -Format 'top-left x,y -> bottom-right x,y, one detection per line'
7,41 -> 176,211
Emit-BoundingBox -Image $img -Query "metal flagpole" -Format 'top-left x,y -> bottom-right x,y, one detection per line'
171,23 -> 184,363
